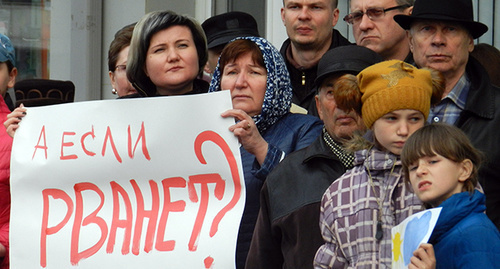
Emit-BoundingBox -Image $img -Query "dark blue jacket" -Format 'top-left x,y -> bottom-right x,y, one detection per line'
430,190 -> 500,268
237,112 -> 322,268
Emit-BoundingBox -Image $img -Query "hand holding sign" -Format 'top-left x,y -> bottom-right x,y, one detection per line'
391,208 -> 441,269
10,92 -> 246,268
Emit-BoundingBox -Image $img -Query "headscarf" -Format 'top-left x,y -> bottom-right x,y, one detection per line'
209,36 -> 292,133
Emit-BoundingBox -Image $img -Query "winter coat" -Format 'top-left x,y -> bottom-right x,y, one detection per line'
0,95 -> 12,268
454,57 -> 500,230
429,190 -> 500,268
246,133 -> 348,269
314,148 -> 421,269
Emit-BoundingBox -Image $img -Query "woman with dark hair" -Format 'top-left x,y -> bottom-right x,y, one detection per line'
209,36 -> 322,268
127,10 -> 208,97
107,23 -> 137,97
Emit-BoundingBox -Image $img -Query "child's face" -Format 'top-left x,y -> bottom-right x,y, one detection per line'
407,153 -> 472,207
372,109 -> 425,155
0,62 -> 16,97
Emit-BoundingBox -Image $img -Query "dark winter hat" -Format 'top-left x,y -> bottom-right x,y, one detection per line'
394,0 -> 488,39
202,11 -> 260,49
315,45 -> 383,88
0,34 -> 15,67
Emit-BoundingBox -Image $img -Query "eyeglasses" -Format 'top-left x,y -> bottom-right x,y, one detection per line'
343,5 -> 410,25
114,64 -> 126,73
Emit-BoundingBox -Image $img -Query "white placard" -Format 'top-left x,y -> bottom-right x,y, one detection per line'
10,91 -> 245,269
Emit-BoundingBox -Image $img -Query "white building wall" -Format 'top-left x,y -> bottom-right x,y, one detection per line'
48,0 -> 500,102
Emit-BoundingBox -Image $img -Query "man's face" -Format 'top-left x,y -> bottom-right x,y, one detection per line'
281,0 -> 339,50
409,20 -> 474,78
315,74 -> 365,140
349,0 -> 411,60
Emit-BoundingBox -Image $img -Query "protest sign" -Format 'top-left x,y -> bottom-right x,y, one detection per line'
10,91 -> 245,268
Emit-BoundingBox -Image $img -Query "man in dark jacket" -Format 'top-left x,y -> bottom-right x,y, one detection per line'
245,46 -> 383,269
395,0 -> 500,230
280,0 -> 352,116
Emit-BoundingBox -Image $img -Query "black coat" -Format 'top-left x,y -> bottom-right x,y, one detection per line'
456,56 -> 500,230
279,30 -> 352,117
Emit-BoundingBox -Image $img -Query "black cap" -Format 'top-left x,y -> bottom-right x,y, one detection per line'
315,45 -> 384,87
394,0 -> 488,39
202,11 -> 260,49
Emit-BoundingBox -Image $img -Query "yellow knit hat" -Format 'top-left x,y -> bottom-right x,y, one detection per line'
357,60 -> 433,128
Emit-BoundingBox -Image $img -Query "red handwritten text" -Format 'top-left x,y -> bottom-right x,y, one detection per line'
33,122 -> 151,163
39,131 -> 242,267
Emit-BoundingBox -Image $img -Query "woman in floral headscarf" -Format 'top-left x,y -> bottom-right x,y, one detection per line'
209,36 -> 322,268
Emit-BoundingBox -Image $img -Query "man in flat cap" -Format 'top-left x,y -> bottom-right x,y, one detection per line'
245,45 -> 382,269
395,0 -> 500,230
201,12 -> 259,77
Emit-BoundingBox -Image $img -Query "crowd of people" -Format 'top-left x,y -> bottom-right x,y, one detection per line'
0,0 -> 499,268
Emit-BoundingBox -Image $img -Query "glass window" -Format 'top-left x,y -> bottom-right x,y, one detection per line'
0,0 -> 51,80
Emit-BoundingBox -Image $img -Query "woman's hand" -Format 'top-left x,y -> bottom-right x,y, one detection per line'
221,109 -> 268,165
409,243 -> 436,269
4,104 -> 26,138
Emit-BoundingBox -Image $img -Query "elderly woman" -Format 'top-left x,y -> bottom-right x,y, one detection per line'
107,23 -> 137,97
127,10 -> 209,96
209,36 -> 322,268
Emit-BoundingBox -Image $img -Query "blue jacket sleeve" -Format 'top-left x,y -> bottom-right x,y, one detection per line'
252,115 -> 322,179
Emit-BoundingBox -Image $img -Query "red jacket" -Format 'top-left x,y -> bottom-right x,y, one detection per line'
0,95 -> 13,268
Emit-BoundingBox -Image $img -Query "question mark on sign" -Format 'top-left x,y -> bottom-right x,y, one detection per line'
188,130 -> 243,267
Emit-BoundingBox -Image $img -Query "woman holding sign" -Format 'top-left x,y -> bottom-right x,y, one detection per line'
208,36 -> 322,268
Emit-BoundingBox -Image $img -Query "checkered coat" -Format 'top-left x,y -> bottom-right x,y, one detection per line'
314,148 -> 422,268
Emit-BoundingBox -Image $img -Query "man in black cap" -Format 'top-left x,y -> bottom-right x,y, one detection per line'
280,0 -> 352,117
201,12 -> 259,77
395,0 -> 500,230
245,45 -> 383,269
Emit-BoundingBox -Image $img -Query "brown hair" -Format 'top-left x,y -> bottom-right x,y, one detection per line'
217,39 -> 265,78
401,123 -> 482,197
108,23 -> 135,72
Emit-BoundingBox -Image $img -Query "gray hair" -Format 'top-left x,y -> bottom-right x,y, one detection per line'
127,10 -> 207,97
348,0 -> 414,9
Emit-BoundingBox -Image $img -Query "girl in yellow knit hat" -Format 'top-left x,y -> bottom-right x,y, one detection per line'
314,60 -> 444,269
